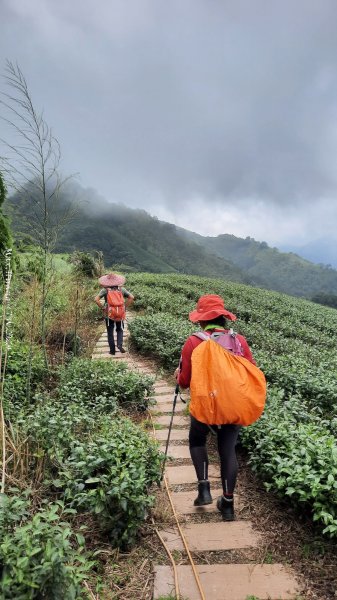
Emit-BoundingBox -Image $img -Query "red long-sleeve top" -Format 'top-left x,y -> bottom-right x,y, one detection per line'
177,328 -> 256,389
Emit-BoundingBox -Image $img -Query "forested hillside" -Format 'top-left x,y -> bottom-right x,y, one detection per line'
6,181 -> 337,298
178,230 -> 337,297
5,184 -> 250,284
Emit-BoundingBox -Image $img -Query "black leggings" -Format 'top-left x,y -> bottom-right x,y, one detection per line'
105,319 -> 123,352
189,416 -> 241,495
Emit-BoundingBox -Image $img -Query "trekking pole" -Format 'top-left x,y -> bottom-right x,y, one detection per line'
160,383 -> 180,482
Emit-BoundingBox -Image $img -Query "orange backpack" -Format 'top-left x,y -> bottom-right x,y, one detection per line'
189,332 -> 266,426
106,289 -> 126,321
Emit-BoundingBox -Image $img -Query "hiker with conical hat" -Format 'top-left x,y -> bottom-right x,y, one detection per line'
94,273 -> 134,355
175,294 -> 256,521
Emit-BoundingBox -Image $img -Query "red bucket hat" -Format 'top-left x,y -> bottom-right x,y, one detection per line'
98,273 -> 126,287
189,294 -> 237,323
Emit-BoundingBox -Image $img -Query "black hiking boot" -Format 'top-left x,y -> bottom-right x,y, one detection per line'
118,347 -> 126,353
194,480 -> 212,506
216,495 -> 235,521
109,350 -> 115,355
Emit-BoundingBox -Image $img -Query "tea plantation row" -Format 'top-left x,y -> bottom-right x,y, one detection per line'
126,273 -> 337,536
2,346 -> 162,598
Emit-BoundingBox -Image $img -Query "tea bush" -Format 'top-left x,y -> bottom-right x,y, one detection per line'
241,388 -> 337,536
16,398 -> 108,462
58,358 -> 154,411
3,341 -> 46,413
56,416 -> 163,547
129,313 -> 196,370
0,496 -> 92,599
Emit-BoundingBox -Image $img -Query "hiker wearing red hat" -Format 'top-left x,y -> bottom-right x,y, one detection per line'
94,273 -> 134,355
175,294 -> 256,521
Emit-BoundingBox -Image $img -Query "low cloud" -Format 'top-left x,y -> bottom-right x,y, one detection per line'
1,0 -> 337,247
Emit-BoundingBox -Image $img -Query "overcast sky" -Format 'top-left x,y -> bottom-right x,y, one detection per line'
1,0 -> 337,249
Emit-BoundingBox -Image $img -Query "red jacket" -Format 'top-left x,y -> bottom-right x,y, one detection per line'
177,328 -> 256,389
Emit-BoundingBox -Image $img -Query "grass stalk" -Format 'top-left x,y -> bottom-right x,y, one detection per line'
0,249 -> 13,494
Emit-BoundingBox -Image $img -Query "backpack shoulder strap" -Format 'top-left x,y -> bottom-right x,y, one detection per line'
192,331 -> 210,342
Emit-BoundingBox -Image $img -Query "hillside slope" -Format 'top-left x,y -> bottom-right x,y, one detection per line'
5,185 -> 250,284
5,181 -> 337,297
177,229 -> 337,297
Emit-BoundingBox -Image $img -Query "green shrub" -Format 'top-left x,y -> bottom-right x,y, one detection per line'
0,492 -> 31,535
0,496 -> 92,599
129,313 -> 196,370
16,398 -> 109,462
69,251 -> 102,278
241,388 -> 337,536
58,358 -> 154,411
57,416 -> 163,547
3,341 -> 46,413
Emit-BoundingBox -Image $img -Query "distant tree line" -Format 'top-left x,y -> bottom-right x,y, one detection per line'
311,292 -> 337,309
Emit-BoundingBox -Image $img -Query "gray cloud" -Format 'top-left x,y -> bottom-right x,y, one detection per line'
1,0 -> 337,246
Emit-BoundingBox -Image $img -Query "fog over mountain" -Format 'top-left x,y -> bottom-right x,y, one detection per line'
1,1 -> 337,256
6,180 -> 337,300
280,239 -> 337,269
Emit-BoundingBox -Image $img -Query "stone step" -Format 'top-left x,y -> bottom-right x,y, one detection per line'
95,341 -> 129,348
91,352 -> 130,359
170,488 -> 226,514
151,393 -> 186,403
153,429 -> 188,442
151,403 -> 185,415
159,445 -> 191,459
159,521 -> 260,551
151,395 -> 176,404
93,346 -> 129,352
165,465 -> 220,485
153,564 -> 301,600
154,386 -> 176,395
96,336 -> 130,342
154,415 -> 189,428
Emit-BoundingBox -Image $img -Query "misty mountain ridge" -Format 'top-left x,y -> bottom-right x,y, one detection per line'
280,238 -> 337,270
5,181 -> 337,299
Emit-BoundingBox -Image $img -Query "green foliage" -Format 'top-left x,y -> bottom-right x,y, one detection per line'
312,291 -> 337,309
3,340 -> 46,413
16,398 -> 101,461
240,389 -> 337,536
58,358 -> 154,411
16,247 -> 45,282
129,313 -> 196,370
15,358 -> 156,463
13,368 -> 162,550
56,417 -> 162,546
69,250 -> 103,278
0,496 -> 92,599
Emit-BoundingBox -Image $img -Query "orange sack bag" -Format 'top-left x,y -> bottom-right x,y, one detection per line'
189,336 -> 266,426
106,289 -> 126,321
